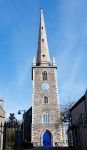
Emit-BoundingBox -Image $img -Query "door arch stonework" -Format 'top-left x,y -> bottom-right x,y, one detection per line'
41,130 -> 52,147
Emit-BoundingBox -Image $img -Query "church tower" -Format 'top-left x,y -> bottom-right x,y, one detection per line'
32,9 -> 63,147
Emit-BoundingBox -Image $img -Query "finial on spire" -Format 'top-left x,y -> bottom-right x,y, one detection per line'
40,8 -> 43,14
33,56 -> 36,66
52,57 -> 56,66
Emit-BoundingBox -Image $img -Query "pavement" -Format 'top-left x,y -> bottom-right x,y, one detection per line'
23,146 -> 75,150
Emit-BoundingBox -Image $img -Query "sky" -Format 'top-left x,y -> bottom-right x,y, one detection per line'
0,0 -> 87,119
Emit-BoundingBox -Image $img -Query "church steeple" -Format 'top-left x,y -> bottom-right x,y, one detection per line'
32,9 -> 64,147
36,9 -> 50,66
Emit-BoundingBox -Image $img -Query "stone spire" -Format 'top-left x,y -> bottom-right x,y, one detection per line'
36,9 -> 50,66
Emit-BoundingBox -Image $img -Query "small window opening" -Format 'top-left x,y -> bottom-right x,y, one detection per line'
42,71 -> 47,80
42,27 -> 43,29
42,54 -> 45,57
44,96 -> 48,104
42,39 -> 44,42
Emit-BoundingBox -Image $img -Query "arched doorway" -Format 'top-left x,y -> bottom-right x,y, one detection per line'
43,130 -> 52,147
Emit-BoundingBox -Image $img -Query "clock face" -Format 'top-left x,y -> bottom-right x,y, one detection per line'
41,83 -> 49,91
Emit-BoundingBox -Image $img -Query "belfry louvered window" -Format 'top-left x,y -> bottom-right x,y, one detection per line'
42,112 -> 51,123
42,71 -> 47,80
44,96 -> 48,104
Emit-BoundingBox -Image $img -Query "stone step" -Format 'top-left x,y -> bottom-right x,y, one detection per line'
23,146 -> 75,150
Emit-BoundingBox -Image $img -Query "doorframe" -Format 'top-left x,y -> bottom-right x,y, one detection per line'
40,130 -> 53,147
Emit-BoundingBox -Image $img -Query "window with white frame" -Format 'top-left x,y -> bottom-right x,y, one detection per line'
42,112 -> 51,123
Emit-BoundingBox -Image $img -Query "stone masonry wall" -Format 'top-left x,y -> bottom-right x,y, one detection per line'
32,66 -> 63,146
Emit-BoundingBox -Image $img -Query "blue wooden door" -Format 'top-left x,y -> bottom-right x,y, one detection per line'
43,131 -> 51,147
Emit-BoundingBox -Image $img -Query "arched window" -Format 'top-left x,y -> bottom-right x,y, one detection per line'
42,112 -> 51,123
42,71 -> 47,80
44,96 -> 48,104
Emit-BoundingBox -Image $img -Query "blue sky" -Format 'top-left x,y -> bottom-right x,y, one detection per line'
0,0 -> 87,118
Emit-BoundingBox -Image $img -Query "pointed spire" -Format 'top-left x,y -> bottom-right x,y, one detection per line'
36,9 -> 50,66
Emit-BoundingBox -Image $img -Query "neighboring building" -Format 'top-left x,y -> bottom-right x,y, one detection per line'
0,100 -> 5,150
68,90 -> 87,150
23,107 -> 32,142
31,9 -> 64,147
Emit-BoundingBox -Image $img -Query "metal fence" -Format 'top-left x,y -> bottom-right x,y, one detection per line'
2,113 -> 22,150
